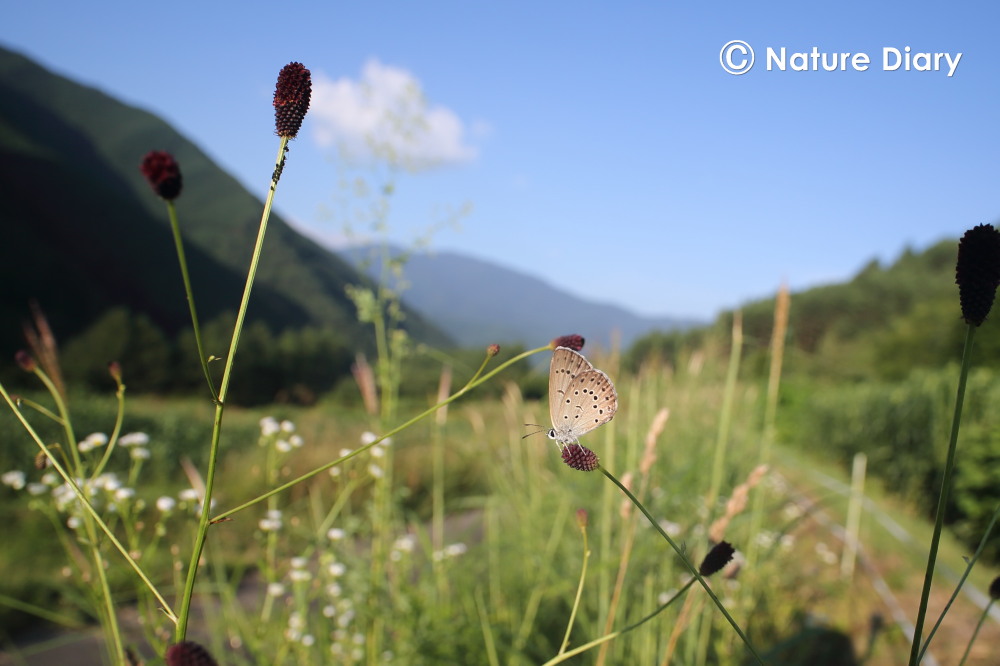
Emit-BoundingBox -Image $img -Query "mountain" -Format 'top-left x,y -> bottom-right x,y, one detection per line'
341,245 -> 701,350
0,46 -> 450,358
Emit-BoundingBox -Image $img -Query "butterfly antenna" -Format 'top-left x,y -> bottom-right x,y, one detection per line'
522,424 -> 547,440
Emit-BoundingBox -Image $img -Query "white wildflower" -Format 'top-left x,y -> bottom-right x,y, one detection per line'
326,582 -> 343,598
290,556 -> 308,569
119,432 -> 150,447
339,448 -> 353,458
67,516 -> 82,529
323,604 -> 337,617
444,543 -> 468,558
41,472 -> 58,486
259,416 -> 280,436
360,431 -> 377,445
130,447 -> 151,461
280,420 -> 296,433
327,527 -> 345,541
289,434 -> 304,448
114,487 -> 135,502
370,445 -> 385,458
327,562 -> 346,577
26,483 -> 48,496
368,464 -> 384,479
267,582 -> 286,597
2,470 -> 26,490
178,488 -> 200,502
276,440 -> 292,453
290,569 -> 311,583
156,496 -> 176,513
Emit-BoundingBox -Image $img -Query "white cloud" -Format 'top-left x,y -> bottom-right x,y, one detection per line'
311,59 -> 479,169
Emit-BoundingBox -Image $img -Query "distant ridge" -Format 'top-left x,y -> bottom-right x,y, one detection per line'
0,45 -> 449,355
341,245 -> 701,350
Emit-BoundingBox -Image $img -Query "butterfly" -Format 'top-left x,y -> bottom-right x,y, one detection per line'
547,346 -> 618,448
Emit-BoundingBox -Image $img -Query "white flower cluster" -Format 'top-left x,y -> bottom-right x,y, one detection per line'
259,417 -> 303,453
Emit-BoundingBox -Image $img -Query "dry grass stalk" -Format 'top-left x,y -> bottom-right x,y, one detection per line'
351,353 -> 379,416
23,302 -> 66,398
709,464 -> 769,543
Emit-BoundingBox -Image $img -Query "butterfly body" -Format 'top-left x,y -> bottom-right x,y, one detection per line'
547,347 -> 618,447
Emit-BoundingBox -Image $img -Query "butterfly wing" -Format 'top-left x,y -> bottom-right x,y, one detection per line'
549,347 -> 617,445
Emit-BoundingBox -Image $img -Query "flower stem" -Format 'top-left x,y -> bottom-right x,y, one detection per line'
908,323 -> 976,665
175,138 -> 289,642
165,199 -> 217,400
601,467 -> 763,665
211,345 -> 552,522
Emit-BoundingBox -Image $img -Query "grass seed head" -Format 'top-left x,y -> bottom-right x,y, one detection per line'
165,640 -> 218,666
274,62 -> 312,139
139,151 -> 183,200
956,223 -> 1000,326
550,334 -> 585,351
699,541 -> 736,577
561,443 -> 599,471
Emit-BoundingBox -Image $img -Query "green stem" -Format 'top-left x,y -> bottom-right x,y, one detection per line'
543,578 -> 697,665
166,200 -> 217,400
0,383 -> 176,621
908,324 -> 976,665
175,138 -> 289,642
918,499 -> 1000,662
211,344 -> 553,522
558,521 -> 591,654
601,467 -> 763,665
90,378 -> 126,480
957,600 -> 994,666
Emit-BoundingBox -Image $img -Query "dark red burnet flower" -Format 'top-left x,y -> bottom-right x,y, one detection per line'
14,350 -> 36,372
561,443 -> 599,471
139,151 -> 182,201
550,334 -> 585,352
956,223 -> 1000,326
165,641 -> 218,666
274,62 -> 312,139
699,541 -> 736,577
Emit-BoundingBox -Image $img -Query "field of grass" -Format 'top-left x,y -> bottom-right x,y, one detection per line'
2,341 -> 998,665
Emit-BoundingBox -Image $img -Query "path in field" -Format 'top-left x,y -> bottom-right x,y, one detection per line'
776,465 -> 1000,665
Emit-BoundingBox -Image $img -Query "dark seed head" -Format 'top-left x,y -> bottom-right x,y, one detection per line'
561,443 -> 599,471
487,343 -> 500,357
14,350 -> 36,372
551,335 -> 585,352
699,541 -> 736,577
139,151 -> 183,200
956,224 -> 1000,326
989,576 -> 1000,600
274,62 -> 312,139
165,641 -> 218,666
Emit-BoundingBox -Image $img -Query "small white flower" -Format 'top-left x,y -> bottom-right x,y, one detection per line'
2,470 -> 26,490
301,634 -> 315,647
360,431 -> 377,445
393,535 -> 416,553
114,487 -> 135,501
67,516 -> 82,529
259,517 -> 283,532
79,433 -> 108,452
444,543 -> 468,558
328,562 -> 346,577
41,472 -> 58,486
119,432 -> 150,447
327,528 -> 345,541
326,582 -> 343,598
289,434 -> 304,448
157,496 -> 176,512
178,488 -> 200,502
290,569 -> 311,583
329,467 -> 341,477
381,436 -> 393,447
368,464 -> 384,479
288,612 -> 305,631
267,582 -> 286,597
130,447 -> 151,461
259,416 -> 280,436
323,604 -> 337,617
370,445 -> 385,458
276,440 -> 292,453
658,589 -> 679,605
26,483 -> 48,496
658,520 -> 682,537
280,420 -> 296,433
351,631 -> 364,645
291,556 -> 308,569
339,448 -> 354,458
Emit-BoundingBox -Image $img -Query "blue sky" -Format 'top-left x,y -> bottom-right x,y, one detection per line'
5,2 -> 999,320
